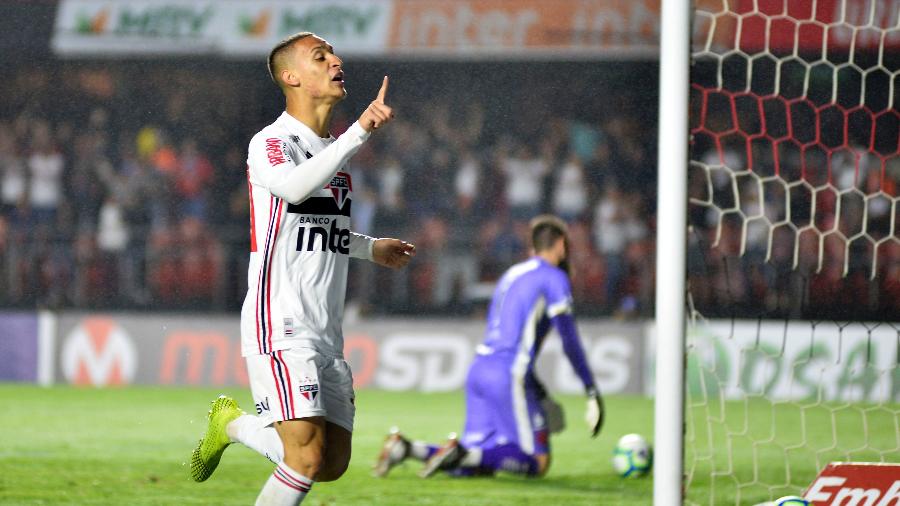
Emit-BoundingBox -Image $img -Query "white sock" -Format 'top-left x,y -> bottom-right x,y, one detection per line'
410,441 -> 433,461
255,463 -> 313,506
460,447 -> 482,467
227,414 -> 284,464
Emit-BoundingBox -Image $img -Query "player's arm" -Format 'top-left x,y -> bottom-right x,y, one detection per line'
250,78 -> 394,205
249,126 -> 369,205
529,322 -> 567,434
547,275 -> 604,438
347,232 -> 415,268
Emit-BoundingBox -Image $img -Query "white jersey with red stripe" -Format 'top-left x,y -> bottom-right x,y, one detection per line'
241,111 -> 375,358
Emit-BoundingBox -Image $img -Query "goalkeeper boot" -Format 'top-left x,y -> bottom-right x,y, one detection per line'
190,395 -> 244,482
373,427 -> 410,478
419,433 -> 466,478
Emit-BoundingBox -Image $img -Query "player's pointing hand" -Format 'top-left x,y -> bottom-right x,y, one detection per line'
359,76 -> 394,132
376,75 -> 388,103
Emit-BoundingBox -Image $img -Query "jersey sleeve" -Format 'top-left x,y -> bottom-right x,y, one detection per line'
349,231 -> 375,261
248,121 -> 370,205
546,271 -> 595,391
545,270 -> 574,318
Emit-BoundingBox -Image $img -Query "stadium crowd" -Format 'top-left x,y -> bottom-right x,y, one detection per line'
0,62 -> 658,316
3,60 -> 896,318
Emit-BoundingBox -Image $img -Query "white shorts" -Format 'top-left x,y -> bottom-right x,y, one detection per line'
246,348 -> 355,433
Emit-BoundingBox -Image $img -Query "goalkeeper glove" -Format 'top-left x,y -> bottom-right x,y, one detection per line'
585,387 -> 604,438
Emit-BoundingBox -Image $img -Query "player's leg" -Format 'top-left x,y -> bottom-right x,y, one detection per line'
254,417 -> 322,505
190,395 -> 245,482
373,427 -> 443,477
422,358 -> 549,478
253,349 -> 329,505
472,372 -> 551,477
191,351 -> 293,482
313,354 -> 357,482
221,353 -> 291,465
227,411 -> 284,464
317,421 -> 351,481
378,355 -> 494,478
420,355 -> 505,478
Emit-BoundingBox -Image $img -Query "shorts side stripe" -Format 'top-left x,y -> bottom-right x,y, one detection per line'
278,351 -> 296,419
271,352 -> 293,420
269,354 -> 288,420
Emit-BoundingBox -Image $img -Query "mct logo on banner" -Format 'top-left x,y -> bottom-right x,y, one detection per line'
60,317 -> 137,386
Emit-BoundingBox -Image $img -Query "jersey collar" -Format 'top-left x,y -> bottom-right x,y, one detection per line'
278,112 -> 335,142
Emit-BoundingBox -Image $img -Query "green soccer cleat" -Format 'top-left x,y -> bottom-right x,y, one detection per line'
190,395 -> 243,482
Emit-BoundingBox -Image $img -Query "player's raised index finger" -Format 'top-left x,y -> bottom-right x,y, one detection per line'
376,76 -> 388,103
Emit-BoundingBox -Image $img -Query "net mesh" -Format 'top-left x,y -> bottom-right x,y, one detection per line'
686,0 -> 900,503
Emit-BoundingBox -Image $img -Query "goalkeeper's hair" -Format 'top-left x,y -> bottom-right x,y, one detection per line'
530,214 -> 568,253
267,31 -> 315,87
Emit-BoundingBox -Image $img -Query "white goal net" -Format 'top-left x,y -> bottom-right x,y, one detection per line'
685,0 -> 900,503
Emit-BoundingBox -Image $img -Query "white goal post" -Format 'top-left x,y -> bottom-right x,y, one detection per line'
654,0 -> 691,504
656,0 -> 900,504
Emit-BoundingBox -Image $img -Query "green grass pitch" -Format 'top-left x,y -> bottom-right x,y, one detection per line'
0,385 -> 653,505
1,384 -> 897,505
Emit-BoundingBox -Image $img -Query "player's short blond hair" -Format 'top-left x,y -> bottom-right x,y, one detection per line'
530,214 -> 569,252
267,31 -> 315,87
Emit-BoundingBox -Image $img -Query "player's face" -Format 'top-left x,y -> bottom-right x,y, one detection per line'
292,36 -> 346,102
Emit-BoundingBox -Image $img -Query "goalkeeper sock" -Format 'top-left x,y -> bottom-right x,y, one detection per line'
228,414 -> 284,464
476,444 -> 538,476
255,463 -> 313,505
409,441 -> 439,461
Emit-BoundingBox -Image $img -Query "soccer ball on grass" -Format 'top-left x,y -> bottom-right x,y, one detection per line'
611,433 -> 653,477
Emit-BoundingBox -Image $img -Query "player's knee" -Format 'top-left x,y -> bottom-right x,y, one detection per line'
316,453 -> 350,482
283,443 -> 325,479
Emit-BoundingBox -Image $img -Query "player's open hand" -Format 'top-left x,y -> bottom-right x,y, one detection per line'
359,76 -> 394,132
373,238 -> 415,269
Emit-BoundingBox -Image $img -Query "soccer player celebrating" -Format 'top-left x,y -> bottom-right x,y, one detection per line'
374,215 -> 603,479
189,32 -> 414,505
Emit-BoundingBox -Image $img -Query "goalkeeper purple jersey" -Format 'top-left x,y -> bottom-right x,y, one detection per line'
479,257 -> 594,390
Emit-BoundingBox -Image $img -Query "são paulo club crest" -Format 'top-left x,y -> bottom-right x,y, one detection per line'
328,172 -> 352,209
298,382 -> 320,402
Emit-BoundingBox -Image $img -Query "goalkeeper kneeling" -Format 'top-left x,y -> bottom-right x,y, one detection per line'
373,215 -> 604,479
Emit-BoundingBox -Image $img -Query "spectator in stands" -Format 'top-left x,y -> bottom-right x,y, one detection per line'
26,120 -> 64,229
68,132 -> 116,230
500,140 -> 549,221
592,182 -> 629,311
551,153 -> 589,223
432,152 -> 482,309
173,138 -> 214,220
0,61 -> 676,316
0,124 -> 26,220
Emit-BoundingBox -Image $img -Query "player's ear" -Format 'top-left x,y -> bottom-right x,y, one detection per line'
281,68 -> 300,88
